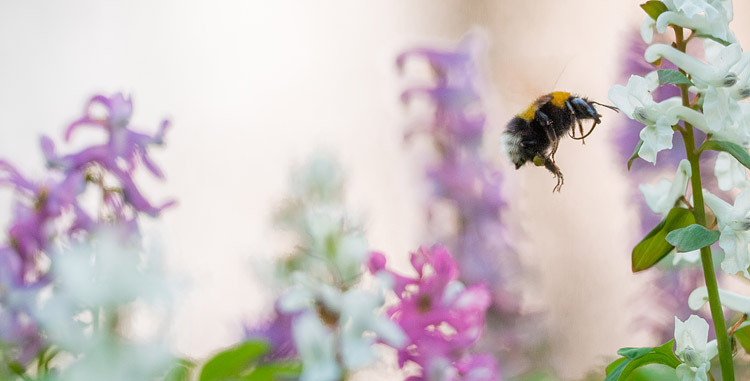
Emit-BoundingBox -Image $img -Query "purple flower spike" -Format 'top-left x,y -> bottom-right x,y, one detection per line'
370,247 -> 498,380
45,93 -> 174,217
244,308 -> 297,360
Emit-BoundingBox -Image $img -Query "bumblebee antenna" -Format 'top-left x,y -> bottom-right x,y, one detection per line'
590,101 -> 619,112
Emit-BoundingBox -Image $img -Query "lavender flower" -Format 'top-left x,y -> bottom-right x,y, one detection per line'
0,92 -> 175,374
243,307 -> 297,361
42,93 -> 174,217
399,33 -> 540,376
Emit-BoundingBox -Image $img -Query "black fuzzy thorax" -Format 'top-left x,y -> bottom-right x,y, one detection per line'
505,95 -> 599,168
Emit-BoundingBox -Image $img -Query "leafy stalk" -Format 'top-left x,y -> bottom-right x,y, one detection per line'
674,26 -> 734,380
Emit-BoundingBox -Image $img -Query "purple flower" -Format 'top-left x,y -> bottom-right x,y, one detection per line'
369,247 -> 498,380
0,247 -> 43,365
243,308 -> 297,360
42,93 -> 174,217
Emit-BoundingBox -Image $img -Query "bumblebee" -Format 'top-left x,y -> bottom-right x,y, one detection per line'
502,91 -> 618,192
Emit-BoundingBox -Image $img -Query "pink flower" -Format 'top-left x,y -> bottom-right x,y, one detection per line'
370,246 -> 498,380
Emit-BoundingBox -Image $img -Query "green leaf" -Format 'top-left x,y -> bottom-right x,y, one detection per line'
605,340 -> 681,381
735,324 -> 750,354
633,208 -> 695,272
247,361 -> 303,381
625,363 -> 679,381
665,224 -> 720,252
7,362 -> 27,378
700,140 -> 750,170
657,69 -> 692,86
695,33 -> 732,46
640,1 -> 668,20
199,340 -> 270,381
606,357 -> 629,376
627,140 -> 644,170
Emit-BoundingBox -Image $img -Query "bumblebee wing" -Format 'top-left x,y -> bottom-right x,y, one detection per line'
533,94 -> 554,107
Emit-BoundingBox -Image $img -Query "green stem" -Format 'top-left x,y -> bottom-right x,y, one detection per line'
675,27 -> 734,380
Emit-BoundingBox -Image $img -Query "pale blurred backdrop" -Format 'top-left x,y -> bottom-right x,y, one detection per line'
1,1 -> 750,379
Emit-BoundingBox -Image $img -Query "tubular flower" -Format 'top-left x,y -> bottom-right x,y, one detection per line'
649,0 -> 736,44
674,315 -> 718,381
702,188 -> 750,277
639,159 -> 692,217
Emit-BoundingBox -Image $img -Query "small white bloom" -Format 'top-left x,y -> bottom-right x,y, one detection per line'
645,44 -> 738,88
642,17 -> 656,43
673,249 -> 702,265
713,103 -> 750,146
674,315 -> 715,381
293,312 -> 340,381
655,0 -> 736,44
609,75 -> 685,164
339,289 -> 406,369
689,286 -> 750,314
715,151 -> 749,191
640,160 -> 692,216
703,188 -> 750,277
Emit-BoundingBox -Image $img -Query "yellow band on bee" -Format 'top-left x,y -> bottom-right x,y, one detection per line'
550,91 -> 571,108
518,104 -> 537,121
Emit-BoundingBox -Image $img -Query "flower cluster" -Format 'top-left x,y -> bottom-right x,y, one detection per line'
0,93 -> 174,379
271,154 -> 406,381
368,246 -> 497,381
608,0 -> 750,379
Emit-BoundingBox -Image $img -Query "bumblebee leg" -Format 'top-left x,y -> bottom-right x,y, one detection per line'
577,120 -> 599,140
537,110 -> 559,160
541,155 -> 564,192
577,118 -> 586,144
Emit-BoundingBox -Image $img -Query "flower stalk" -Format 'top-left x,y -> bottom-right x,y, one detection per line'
674,25 -> 734,380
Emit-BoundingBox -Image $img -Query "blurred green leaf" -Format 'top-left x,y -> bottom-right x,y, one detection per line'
633,208 -> 695,272
628,141 -> 644,171
199,340 -> 269,381
640,1 -> 668,20
701,140 -> 750,170
625,363 -> 679,381
247,361 -> 303,381
605,340 -> 681,381
735,324 -> 750,354
665,224 -> 719,252
657,69 -> 692,86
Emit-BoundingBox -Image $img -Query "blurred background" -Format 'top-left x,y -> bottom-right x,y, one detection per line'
2,1 -> 750,379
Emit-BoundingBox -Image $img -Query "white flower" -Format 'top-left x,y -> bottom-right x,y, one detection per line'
280,272 -> 406,373
645,44 -> 739,88
339,289 -> 406,369
609,75 -> 685,163
703,188 -> 750,277
642,16 -> 657,43
293,312 -> 341,381
712,103 -> 750,146
674,315 -> 717,381
673,249 -> 702,265
715,151 -> 749,190
689,286 -> 750,314
640,160 -> 692,216
655,0 -> 735,44
36,229 -> 174,380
